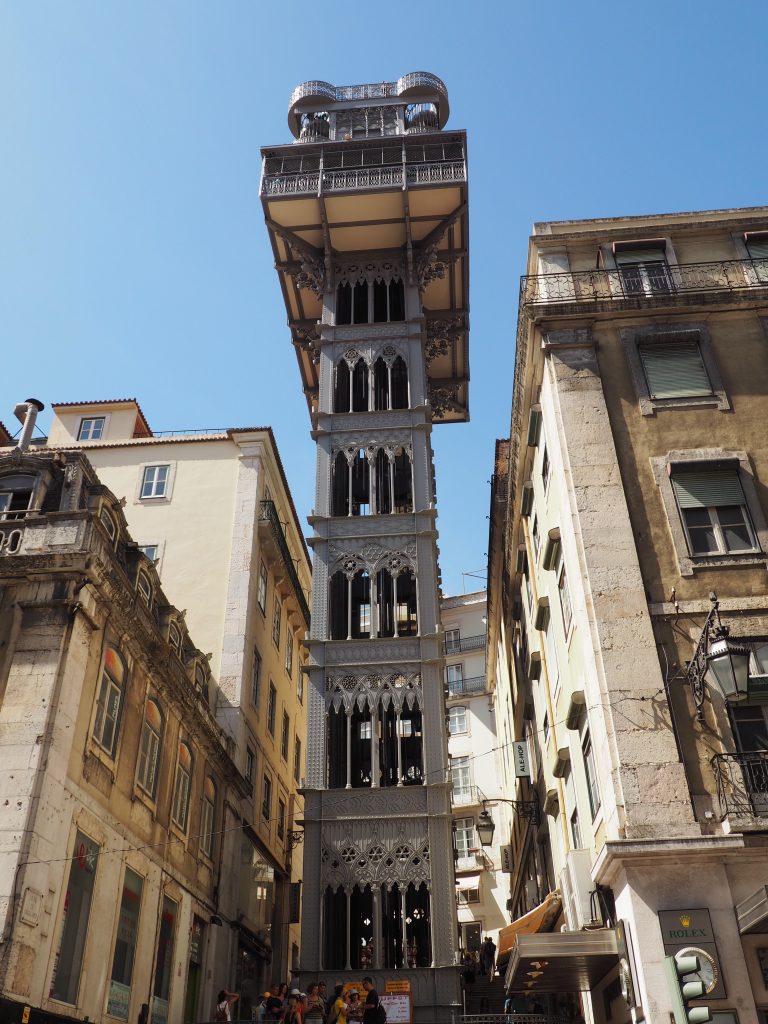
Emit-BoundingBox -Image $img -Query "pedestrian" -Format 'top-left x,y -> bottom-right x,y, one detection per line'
215,989 -> 240,1022
284,993 -> 303,1024
361,978 -> 383,1024
305,982 -> 326,1022
328,983 -> 347,1024
346,990 -> 363,1023
480,935 -> 496,981
138,1005 -> 149,1024
318,980 -> 329,1015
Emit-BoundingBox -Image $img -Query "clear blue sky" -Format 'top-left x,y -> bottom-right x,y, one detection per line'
2,1 -> 766,595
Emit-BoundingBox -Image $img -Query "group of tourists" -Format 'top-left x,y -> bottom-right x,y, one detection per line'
216,978 -> 385,1024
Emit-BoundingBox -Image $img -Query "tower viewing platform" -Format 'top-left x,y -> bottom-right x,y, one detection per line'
260,73 -> 469,423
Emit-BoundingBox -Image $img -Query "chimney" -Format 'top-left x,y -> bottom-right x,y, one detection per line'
13,398 -> 45,452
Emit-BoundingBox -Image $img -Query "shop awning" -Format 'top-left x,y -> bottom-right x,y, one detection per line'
456,874 -> 481,890
504,929 -> 621,993
737,885 -> 768,933
496,891 -> 562,967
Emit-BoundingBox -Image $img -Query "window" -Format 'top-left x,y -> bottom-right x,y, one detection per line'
50,829 -> 100,1004
745,232 -> 768,282
200,777 -> 216,858
570,807 -> 582,850
281,711 -> 290,760
257,561 -> 268,614
614,243 -> 671,295
448,705 -> 468,735
582,729 -> 601,819
140,465 -> 169,499
137,572 -> 153,608
267,683 -> 276,735
99,506 -> 117,540
0,474 -> 34,519
137,700 -> 163,798
251,648 -> 262,706
168,622 -> 182,655
245,747 -> 255,784
297,665 -> 304,702
78,417 -> 105,441
277,797 -> 286,840
171,742 -> 193,831
454,816 -> 476,868
285,631 -> 294,677
672,470 -> 758,555
93,645 -> 126,756
558,563 -> 573,636
107,867 -> 143,1020
445,628 -> 461,654
446,663 -> 464,696
139,544 -> 158,563
294,737 -> 302,783
450,755 -> 472,804
541,446 -> 550,491
194,663 -> 207,694
272,597 -> 282,648
638,341 -> 712,399
545,621 -> 559,690
152,895 -> 178,1024
456,886 -> 480,905
532,515 -> 540,561
262,774 -> 272,821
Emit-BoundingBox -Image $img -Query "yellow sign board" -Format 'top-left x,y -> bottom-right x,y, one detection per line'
22,1008 -> 31,1024
385,981 -> 411,993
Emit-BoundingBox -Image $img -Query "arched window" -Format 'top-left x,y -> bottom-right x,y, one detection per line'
353,281 -> 369,324
93,645 -> 126,756
399,709 -> 423,785
0,474 -> 35,520
391,356 -> 409,409
137,571 -> 153,608
137,700 -> 163,798
194,663 -> 207,693
329,572 -> 349,640
377,568 -> 395,638
200,777 -> 216,858
99,506 -> 117,542
168,622 -> 182,655
351,358 -> 369,412
329,570 -> 372,640
332,451 -> 349,516
350,450 -> 370,516
375,450 -> 392,515
351,572 -> 372,639
334,359 -> 351,412
323,887 -> 347,969
373,279 -> 388,322
373,358 -> 389,411
393,449 -> 413,513
396,570 -> 418,636
336,282 -> 352,325
389,278 -> 405,321
171,742 -> 193,831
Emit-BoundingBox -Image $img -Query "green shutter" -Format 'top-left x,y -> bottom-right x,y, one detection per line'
615,247 -> 666,264
672,471 -> 745,509
639,342 -> 712,398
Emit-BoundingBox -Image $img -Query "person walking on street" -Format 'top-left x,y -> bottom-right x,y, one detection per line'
361,978 -> 380,1024
215,989 -> 240,1022
480,935 -> 496,981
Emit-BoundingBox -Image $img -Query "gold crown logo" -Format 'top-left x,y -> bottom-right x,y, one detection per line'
679,914 -> 691,928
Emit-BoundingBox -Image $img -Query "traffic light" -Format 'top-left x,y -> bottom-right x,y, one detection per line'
664,953 -> 712,1024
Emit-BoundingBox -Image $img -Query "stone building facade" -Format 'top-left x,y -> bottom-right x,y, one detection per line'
260,73 -> 470,1019
0,444 -> 249,1024
487,207 -> 768,1021
40,400 -> 312,995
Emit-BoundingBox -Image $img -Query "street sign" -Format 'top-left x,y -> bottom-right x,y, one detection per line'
513,741 -> 530,778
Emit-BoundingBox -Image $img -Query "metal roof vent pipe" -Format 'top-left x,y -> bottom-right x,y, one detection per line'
14,398 -> 45,452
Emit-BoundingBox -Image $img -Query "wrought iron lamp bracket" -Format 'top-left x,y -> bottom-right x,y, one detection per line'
686,591 -> 729,720
483,792 -> 540,828
288,830 -> 305,850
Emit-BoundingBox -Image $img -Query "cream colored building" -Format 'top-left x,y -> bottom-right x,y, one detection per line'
44,399 -> 312,998
488,207 -> 768,1022
442,590 -> 509,964
0,444 -> 249,1024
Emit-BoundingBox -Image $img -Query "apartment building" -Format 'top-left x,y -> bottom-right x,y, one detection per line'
487,207 -> 768,1022
0,440 -> 249,1024
27,398 -> 312,997
443,590 -> 508,960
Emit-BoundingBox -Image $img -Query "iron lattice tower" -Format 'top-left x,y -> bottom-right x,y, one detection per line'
261,73 -> 470,1019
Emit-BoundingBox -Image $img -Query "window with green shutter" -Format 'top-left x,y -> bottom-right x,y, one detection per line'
745,233 -> 768,282
638,341 -> 712,399
671,470 -> 758,554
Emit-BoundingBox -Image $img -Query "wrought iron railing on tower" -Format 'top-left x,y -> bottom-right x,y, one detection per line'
520,258 -> 768,310
259,500 -> 311,627
711,750 -> 768,820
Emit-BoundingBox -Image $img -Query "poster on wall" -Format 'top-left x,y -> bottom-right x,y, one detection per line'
379,993 -> 411,1023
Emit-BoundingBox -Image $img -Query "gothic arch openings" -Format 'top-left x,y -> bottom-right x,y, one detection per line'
331,439 -> 413,516
333,345 -> 409,413
335,261 -> 406,327
328,549 -> 418,641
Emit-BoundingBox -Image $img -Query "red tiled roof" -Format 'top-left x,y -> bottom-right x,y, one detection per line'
52,398 -> 152,435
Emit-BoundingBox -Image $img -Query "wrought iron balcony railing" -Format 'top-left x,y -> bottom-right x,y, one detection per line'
711,750 -> 768,820
261,159 -> 465,198
259,500 -> 310,627
447,675 -> 487,696
444,633 -> 486,655
520,258 -> 768,310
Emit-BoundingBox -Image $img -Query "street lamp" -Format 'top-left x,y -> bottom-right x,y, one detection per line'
475,795 -> 540,848
687,591 -> 751,719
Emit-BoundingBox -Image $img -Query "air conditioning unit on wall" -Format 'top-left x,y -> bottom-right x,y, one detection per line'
559,848 -> 599,931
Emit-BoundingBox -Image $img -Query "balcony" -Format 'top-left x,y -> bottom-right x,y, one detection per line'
258,501 -> 311,627
451,785 -> 482,808
520,258 -> 768,315
444,633 -> 486,655
711,750 -> 768,826
447,675 -> 486,697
